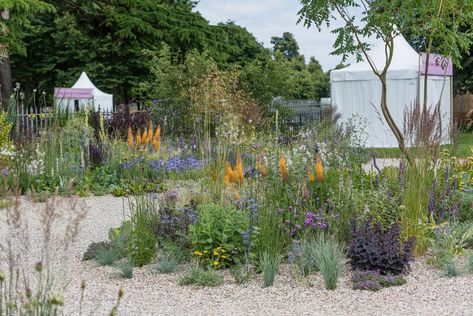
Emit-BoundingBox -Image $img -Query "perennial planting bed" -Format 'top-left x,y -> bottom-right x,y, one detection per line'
1,196 -> 472,316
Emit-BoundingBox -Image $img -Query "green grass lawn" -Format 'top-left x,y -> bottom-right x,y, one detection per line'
373,131 -> 473,159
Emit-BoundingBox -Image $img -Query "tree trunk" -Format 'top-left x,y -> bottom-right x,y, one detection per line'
0,53 -> 12,109
379,75 -> 413,164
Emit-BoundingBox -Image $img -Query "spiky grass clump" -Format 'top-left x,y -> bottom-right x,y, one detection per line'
230,265 -> 251,284
119,262 -> 133,279
313,237 -> 343,290
157,255 -> 177,274
178,267 -> 223,287
444,262 -> 459,278
261,252 -> 281,288
96,247 -> 119,266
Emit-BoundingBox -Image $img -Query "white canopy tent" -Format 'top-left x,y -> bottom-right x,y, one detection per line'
330,35 -> 452,148
55,72 -> 114,112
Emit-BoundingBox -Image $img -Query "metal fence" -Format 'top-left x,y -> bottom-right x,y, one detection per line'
270,97 -> 330,132
13,106 -> 114,139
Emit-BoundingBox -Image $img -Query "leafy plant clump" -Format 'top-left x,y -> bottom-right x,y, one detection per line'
178,267 -> 224,287
347,218 -> 415,275
189,204 -> 248,268
352,270 -> 407,291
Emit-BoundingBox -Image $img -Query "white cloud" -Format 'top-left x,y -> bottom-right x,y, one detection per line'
195,0 -> 347,70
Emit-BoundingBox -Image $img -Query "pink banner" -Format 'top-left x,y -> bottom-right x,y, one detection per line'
421,53 -> 453,76
54,88 -> 93,99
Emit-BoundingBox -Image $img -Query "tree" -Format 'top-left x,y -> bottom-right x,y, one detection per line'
271,32 -> 300,59
297,0 -> 473,163
10,1 -> 268,105
0,0 -> 54,108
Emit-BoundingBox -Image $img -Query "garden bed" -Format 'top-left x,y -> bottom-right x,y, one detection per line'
1,196 -> 472,316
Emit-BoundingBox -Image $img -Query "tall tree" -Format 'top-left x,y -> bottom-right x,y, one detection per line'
10,0 -> 267,104
298,0 -> 473,163
0,0 -> 54,108
271,32 -> 300,59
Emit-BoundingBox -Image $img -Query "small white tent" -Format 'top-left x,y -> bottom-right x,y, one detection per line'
330,35 -> 452,148
72,72 -> 114,112
55,72 -> 114,112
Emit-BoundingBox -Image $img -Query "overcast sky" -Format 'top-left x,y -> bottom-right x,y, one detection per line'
195,0 -> 346,71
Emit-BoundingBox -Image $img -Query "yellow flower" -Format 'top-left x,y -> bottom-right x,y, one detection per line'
193,250 -> 203,256
213,261 -> 219,266
213,251 -> 219,256
221,255 -> 228,259
203,250 -> 208,254
220,248 -> 225,253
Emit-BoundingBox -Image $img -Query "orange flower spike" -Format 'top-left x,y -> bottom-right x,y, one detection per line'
148,121 -> 154,141
127,126 -> 133,147
156,124 -> 161,139
142,128 -> 148,142
223,162 -> 231,186
227,164 -> 236,184
261,166 -> 267,178
256,152 -> 262,170
236,152 -> 244,184
279,154 -> 288,183
316,157 -> 324,183
307,167 -> 315,183
136,128 -> 142,147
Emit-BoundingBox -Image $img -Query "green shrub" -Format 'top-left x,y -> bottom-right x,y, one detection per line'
119,262 -> 134,279
178,267 -> 224,287
96,247 -> 119,266
261,252 -> 280,288
189,204 -> 247,268
60,116 -> 93,151
157,255 -> 177,274
126,195 -> 158,267
312,237 -> 343,290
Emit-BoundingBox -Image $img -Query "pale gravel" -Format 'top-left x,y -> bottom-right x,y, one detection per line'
1,195 -> 473,316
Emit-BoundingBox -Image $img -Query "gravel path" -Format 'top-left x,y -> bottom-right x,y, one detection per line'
1,196 -> 473,316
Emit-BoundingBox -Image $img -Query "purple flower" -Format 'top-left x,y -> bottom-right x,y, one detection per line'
165,155 -> 202,173
1,168 -> 9,177
148,160 -> 163,172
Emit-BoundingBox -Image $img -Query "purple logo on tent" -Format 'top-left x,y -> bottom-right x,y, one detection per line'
54,88 -> 93,99
421,53 -> 452,76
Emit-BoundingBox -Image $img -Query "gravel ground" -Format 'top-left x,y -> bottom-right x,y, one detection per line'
1,195 -> 473,316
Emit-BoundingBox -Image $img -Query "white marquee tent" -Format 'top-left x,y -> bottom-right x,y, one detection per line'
55,72 -> 114,112
330,35 -> 452,148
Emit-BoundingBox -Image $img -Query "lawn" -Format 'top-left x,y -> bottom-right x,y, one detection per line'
374,131 -> 473,159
